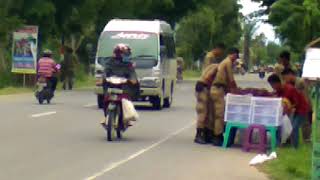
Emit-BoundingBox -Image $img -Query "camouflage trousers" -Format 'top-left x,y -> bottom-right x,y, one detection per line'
195,87 -> 214,130
210,86 -> 226,136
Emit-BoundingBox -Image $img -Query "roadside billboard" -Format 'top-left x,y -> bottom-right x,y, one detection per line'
12,26 -> 38,74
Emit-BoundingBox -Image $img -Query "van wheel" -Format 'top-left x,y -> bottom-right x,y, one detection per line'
97,95 -> 104,109
151,96 -> 163,110
164,83 -> 173,108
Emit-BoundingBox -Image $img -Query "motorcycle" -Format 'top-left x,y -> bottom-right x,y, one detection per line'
102,76 -> 133,141
35,77 -> 54,104
35,64 -> 60,104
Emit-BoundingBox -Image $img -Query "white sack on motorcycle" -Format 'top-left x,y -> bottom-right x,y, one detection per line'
122,99 -> 139,121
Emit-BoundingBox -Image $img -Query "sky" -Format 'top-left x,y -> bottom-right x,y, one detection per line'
239,0 -> 277,42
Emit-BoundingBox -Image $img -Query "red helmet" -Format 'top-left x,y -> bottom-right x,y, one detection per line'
113,44 -> 131,60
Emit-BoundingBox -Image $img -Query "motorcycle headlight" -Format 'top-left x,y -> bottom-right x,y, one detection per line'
140,78 -> 160,88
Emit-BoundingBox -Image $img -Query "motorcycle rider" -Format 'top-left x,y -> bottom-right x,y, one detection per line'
101,44 -> 139,125
37,49 -> 58,95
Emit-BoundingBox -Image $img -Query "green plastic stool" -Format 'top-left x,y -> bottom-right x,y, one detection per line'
223,122 -> 249,148
223,122 -> 278,152
265,126 -> 278,152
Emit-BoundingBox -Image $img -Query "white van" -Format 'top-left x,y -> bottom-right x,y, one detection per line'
95,19 -> 177,110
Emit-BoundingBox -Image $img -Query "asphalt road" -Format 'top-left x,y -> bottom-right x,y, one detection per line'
0,74 -> 269,180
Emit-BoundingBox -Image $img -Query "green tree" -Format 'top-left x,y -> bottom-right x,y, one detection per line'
62,0 -> 100,62
265,42 -> 283,64
176,7 -> 222,62
243,19 -> 258,69
0,0 -> 23,71
255,0 -> 320,54
0,0 -> 244,87
250,34 -> 268,66
176,0 -> 242,66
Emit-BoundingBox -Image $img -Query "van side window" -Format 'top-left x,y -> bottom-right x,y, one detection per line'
164,35 -> 175,58
169,36 -> 176,58
160,35 -> 165,46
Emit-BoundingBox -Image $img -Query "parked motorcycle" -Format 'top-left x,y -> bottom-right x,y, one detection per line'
102,76 -> 136,141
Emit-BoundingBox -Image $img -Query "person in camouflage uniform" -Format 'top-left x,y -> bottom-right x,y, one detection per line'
194,64 -> 219,144
202,43 -> 226,69
210,48 -> 239,146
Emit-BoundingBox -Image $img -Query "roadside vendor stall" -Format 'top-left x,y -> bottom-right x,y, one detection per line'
222,93 -> 281,152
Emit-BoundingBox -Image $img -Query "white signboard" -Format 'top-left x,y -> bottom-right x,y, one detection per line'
302,48 -> 320,79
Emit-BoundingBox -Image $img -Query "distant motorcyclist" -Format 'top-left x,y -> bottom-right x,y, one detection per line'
177,57 -> 184,81
37,49 -> 58,95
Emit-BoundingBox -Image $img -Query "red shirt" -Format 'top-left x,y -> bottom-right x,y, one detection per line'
277,84 -> 309,115
37,57 -> 57,77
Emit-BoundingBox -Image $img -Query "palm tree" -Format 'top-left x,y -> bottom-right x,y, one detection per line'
243,19 -> 258,70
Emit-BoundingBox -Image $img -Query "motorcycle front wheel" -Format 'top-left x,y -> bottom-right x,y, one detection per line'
107,105 -> 121,141
107,110 -> 115,141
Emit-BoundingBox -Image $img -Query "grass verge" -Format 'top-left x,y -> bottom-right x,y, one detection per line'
0,87 -> 33,95
75,75 -> 95,88
58,75 -> 95,90
183,70 -> 201,80
260,143 -> 312,180
0,75 -> 95,95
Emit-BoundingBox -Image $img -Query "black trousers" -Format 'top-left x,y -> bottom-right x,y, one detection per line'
48,77 -> 58,93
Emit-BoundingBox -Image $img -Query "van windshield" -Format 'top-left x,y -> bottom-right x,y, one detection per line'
97,31 -> 159,67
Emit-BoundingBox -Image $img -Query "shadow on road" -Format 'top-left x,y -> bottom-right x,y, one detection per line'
135,105 -> 154,111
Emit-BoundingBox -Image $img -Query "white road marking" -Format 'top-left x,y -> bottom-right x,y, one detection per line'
85,122 -> 195,180
84,103 -> 97,108
31,111 -> 57,118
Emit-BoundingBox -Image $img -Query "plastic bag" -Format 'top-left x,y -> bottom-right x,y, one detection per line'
249,152 -> 277,166
281,115 -> 293,144
122,99 -> 139,121
249,154 -> 269,166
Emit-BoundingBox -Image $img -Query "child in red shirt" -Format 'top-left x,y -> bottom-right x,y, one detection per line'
282,69 -> 312,142
268,74 -> 309,148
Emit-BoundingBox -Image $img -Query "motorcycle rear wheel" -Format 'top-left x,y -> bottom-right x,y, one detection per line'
38,93 -> 44,104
